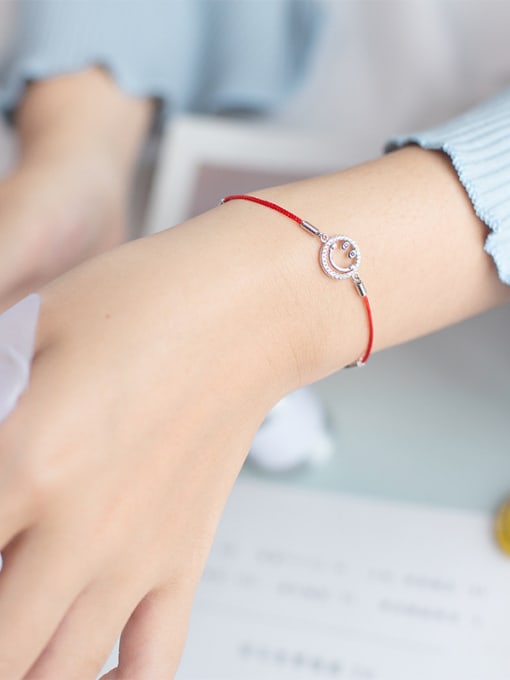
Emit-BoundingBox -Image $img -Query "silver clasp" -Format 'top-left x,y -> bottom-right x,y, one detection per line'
351,272 -> 367,297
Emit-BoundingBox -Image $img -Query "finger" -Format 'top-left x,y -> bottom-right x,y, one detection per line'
0,527 -> 86,679
23,573 -> 147,680
101,582 -> 196,680
0,482 -> 33,553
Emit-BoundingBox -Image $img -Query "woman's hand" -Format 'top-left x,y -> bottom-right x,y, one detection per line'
0,146 -> 507,679
0,203 -> 306,679
0,67 -> 152,312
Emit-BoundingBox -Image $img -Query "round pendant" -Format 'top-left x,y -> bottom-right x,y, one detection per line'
319,235 -> 361,280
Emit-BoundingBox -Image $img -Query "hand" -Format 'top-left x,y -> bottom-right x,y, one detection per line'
0,67 -> 152,311
0,146 -> 507,679
0,210 -> 296,679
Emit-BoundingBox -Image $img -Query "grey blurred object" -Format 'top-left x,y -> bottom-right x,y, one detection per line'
248,386 -> 333,472
0,293 -> 40,423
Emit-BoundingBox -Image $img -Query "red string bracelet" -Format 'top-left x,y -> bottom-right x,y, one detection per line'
220,194 -> 374,368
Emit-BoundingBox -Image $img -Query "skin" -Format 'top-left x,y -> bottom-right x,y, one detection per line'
0,67 -> 152,311
0,72 -> 508,680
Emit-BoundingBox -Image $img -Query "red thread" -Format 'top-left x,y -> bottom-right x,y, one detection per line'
221,194 -> 374,368
360,296 -> 374,365
222,194 -> 303,225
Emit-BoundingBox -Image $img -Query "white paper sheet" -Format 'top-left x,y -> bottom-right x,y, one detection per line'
172,478 -> 510,680
0,294 -> 40,423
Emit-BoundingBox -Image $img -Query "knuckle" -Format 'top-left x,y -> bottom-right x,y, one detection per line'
0,421 -> 61,515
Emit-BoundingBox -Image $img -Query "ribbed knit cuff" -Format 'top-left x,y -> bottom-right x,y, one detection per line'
386,87 -> 510,286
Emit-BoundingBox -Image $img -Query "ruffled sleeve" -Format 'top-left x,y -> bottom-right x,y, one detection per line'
386,88 -> 510,286
0,0 -> 322,119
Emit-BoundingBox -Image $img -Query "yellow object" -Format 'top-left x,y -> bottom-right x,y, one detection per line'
495,500 -> 510,555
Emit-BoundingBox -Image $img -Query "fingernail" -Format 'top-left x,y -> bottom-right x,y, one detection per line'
0,293 -> 41,423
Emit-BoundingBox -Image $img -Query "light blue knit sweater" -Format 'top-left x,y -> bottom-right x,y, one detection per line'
1,0 -> 509,286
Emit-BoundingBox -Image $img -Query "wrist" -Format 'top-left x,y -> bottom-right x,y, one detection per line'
137,200 -> 362,397
216,146 -> 510,387
257,146 -> 510,382
15,66 -> 153,177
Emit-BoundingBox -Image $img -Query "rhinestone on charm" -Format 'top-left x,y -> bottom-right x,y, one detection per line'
319,235 -> 361,280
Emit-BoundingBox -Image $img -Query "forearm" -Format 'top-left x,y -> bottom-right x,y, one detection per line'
42,145 -> 509,407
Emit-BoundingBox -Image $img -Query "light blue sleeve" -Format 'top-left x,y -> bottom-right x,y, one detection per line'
386,88 -> 510,287
0,0 -> 322,119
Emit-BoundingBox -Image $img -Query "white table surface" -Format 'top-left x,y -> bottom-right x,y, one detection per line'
241,305 -> 510,515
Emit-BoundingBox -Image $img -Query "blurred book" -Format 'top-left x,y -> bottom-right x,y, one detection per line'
174,477 -> 509,680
